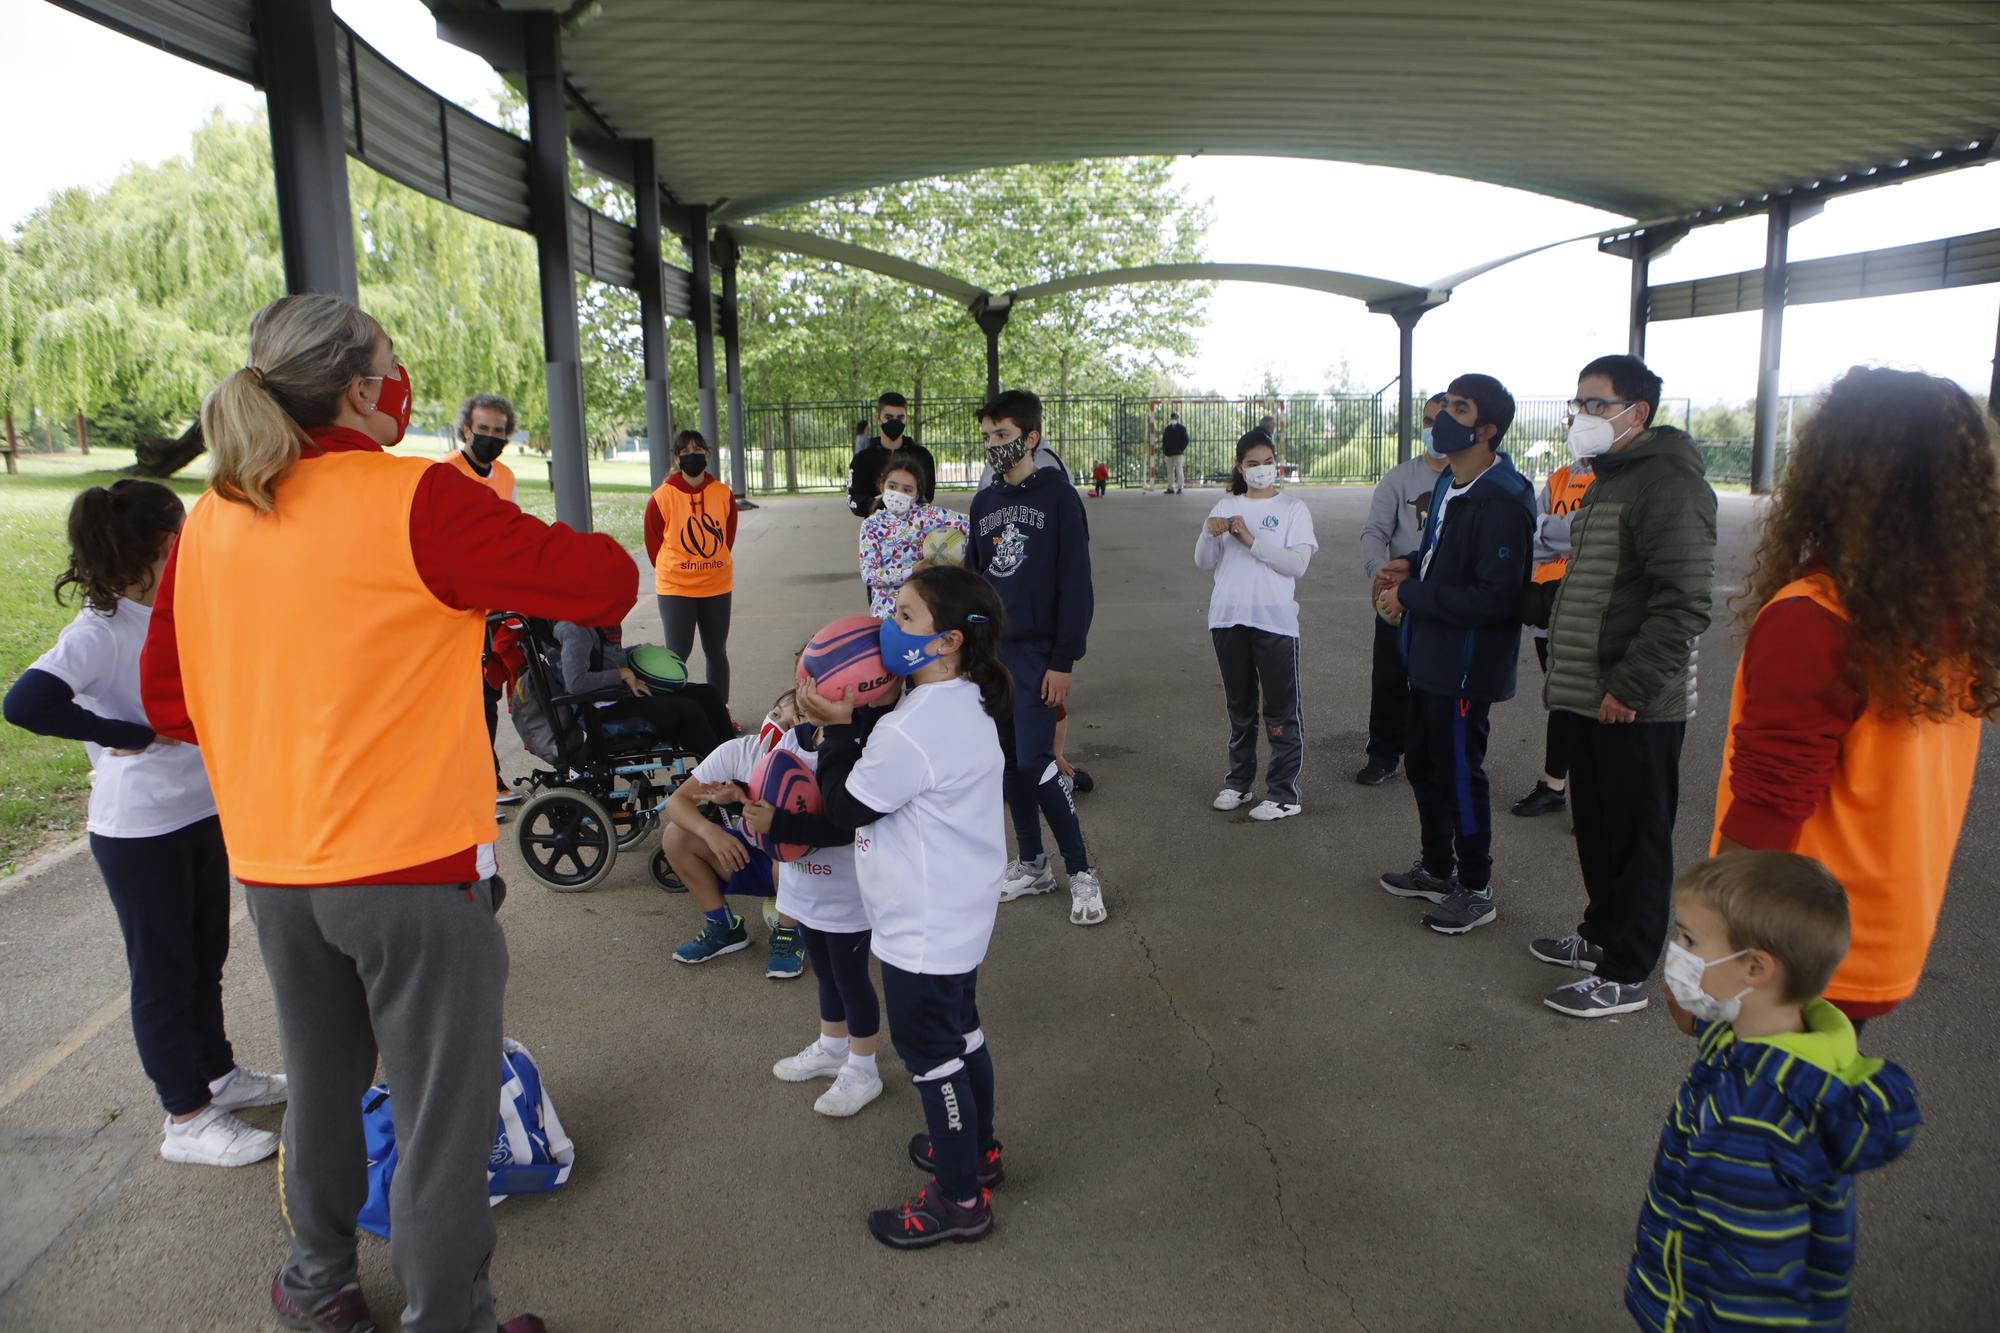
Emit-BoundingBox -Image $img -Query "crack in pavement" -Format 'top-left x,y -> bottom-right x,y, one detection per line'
1116,899 -> 1374,1333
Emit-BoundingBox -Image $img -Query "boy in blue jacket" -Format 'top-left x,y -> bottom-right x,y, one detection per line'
1373,373 -> 1534,934
1629,851 -> 1918,1331
968,390 -> 1106,927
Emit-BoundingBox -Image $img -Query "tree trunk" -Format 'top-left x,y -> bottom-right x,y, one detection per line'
3,411 -> 17,475
127,420 -> 207,478
74,411 -> 90,455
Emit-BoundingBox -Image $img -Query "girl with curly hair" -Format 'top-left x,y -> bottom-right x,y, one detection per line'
1712,365 -> 1999,1027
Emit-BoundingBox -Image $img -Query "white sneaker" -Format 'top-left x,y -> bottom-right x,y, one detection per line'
773,1038 -> 848,1082
998,858 -> 1057,902
1068,867 -> 1109,926
1248,800 -> 1302,822
1211,788 -> 1253,811
208,1066 -> 288,1111
813,1064 -> 884,1118
159,1106 -> 278,1168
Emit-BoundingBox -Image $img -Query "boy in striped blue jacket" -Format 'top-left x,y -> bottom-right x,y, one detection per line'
1629,852 -> 1920,1331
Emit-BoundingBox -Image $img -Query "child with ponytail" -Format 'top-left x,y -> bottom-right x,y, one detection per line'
3,481 -> 286,1168
745,565 -> 1012,1248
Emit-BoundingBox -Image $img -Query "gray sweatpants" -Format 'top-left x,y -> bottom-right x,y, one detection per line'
246,878 -> 509,1333
1212,625 -> 1305,805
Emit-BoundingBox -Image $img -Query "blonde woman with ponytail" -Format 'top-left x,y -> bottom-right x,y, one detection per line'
142,294 -> 637,1333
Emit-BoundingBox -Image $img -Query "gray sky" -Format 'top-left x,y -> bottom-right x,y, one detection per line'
5,0 -> 1995,406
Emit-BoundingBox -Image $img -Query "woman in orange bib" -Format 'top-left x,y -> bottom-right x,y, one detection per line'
644,429 -> 739,709
1713,366 -> 1996,1027
141,295 -> 635,1333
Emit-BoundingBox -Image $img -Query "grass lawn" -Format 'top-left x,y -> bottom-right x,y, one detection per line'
0,442 -> 662,873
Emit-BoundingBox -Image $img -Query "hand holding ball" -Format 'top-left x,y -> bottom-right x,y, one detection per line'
745,749 -> 820,862
795,615 -> 897,706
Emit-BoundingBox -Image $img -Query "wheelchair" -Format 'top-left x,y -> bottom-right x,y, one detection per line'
491,613 -> 705,894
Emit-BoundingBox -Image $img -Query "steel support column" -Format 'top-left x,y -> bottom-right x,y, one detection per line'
523,12 -> 591,530
257,0 -> 357,300
1391,307 -> 1428,464
1989,298 -> 2000,419
719,234 -> 749,496
687,207 -> 721,452
632,141 -> 674,488
1628,245 -> 1652,360
972,296 -> 1012,400
1751,200 -> 1793,495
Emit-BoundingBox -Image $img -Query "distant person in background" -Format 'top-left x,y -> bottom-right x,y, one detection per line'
1258,407 -> 1287,463
646,430 -> 739,711
1711,366 -> 1994,1030
1511,446 -> 1597,818
1355,392 -> 1448,786
848,392 -> 937,518
449,394 -> 522,812
853,419 -> 871,456
1091,460 -> 1109,497
1161,411 -> 1190,494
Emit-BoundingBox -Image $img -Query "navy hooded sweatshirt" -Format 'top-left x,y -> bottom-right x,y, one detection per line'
967,464 -> 1094,671
1394,452 -> 1535,702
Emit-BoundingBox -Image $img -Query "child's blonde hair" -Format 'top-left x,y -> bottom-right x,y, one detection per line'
1674,852 -> 1850,1003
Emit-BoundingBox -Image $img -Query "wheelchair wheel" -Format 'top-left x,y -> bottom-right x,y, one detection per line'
516,788 -> 617,893
649,848 -> 686,893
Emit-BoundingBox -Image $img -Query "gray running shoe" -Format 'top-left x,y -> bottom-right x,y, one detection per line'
1529,933 -> 1604,973
1544,975 -> 1649,1018
1422,886 -> 1497,935
1379,860 -> 1456,904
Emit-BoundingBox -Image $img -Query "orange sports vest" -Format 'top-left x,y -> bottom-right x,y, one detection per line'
651,478 -> 735,597
173,452 -> 493,883
1712,575 -> 1982,1004
1532,464 -> 1595,585
445,448 -> 516,503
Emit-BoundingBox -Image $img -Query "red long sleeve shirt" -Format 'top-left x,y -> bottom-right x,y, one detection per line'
143,425 -> 639,884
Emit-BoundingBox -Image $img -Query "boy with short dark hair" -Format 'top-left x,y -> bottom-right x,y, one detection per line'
967,389 -> 1105,927
1627,851 -> 1920,1332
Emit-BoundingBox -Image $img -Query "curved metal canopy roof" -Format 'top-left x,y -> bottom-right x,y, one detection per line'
433,0 -> 2000,224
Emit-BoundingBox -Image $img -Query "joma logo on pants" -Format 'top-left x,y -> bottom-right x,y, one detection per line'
941,1079 -> 964,1132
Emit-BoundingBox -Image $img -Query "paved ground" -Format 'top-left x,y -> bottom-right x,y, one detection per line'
2,485 -> 1996,1332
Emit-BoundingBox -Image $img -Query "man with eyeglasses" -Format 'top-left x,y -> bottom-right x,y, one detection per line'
847,391 -> 938,519
1356,392 -> 1450,786
1530,355 -> 1717,1020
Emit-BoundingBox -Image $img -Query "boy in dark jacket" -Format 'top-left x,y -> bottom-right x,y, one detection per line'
967,389 -> 1105,927
1373,373 -> 1534,935
1629,852 -> 1918,1332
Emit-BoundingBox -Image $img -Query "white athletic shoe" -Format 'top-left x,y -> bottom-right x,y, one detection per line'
998,858 -> 1057,902
772,1039 -> 848,1082
1211,788 -> 1253,811
813,1064 -> 884,1118
1248,801 -> 1302,822
159,1106 -> 278,1168
1068,867 -> 1109,927
208,1066 -> 288,1111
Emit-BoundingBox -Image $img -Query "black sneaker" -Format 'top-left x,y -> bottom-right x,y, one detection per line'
909,1133 -> 1005,1188
867,1182 -> 995,1249
1510,781 -> 1567,817
1423,886 -> 1497,935
1379,861 -> 1455,904
1529,933 -> 1603,973
1355,760 -> 1400,786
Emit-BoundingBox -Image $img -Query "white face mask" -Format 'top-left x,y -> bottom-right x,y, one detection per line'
1242,463 -> 1279,490
1565,403 -> 1639,460
880,490 -> 915,516
1663,941 -> 1752,1024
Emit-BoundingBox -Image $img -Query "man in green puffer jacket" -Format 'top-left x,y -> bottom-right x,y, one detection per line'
1531,355 -> 1717,1021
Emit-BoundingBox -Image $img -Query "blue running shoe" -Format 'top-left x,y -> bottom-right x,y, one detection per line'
766,924 -> 806,979
674,915 -> 749,965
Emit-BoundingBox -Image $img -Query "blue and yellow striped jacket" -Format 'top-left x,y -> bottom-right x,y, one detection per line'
1626,999 -> 1920,1331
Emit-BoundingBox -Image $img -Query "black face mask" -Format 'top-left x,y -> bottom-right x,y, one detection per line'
678,452 -> 707,476
467,433 -> 507,465
880,418 -> 907,441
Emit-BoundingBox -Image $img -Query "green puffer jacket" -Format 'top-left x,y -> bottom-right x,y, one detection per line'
1544,426 -> 1717,721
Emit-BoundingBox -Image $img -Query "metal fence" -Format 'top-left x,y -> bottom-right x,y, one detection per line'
737,392 -> 1777,494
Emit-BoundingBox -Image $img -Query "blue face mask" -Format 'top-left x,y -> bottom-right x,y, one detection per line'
1421,426 -> 1436,451
879,618 -> 950,676
1430,412 -> 1480,454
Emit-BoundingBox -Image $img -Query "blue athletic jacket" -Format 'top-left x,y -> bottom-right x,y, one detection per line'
1626,1000 -> 1920,1332
1394,453 -> 1535,702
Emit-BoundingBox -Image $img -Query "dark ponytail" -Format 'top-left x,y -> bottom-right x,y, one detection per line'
905,565 -> 1012,718
54,480 -> 186,614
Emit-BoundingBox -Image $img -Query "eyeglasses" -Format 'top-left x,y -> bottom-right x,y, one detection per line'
1565,397 -> 1632,419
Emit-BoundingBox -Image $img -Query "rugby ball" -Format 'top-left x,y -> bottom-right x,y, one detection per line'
748,748 -> 820,863
796,614 -> 896,705
920,526 -> 968,567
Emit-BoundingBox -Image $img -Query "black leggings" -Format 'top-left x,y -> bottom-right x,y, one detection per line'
658,592 -> 732,709
801,925 -> 879,1039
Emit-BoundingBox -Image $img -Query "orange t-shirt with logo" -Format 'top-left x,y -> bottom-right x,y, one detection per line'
650,476 -> 736,597
1532,463 -> 1595,585
445,449 -> 516,504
